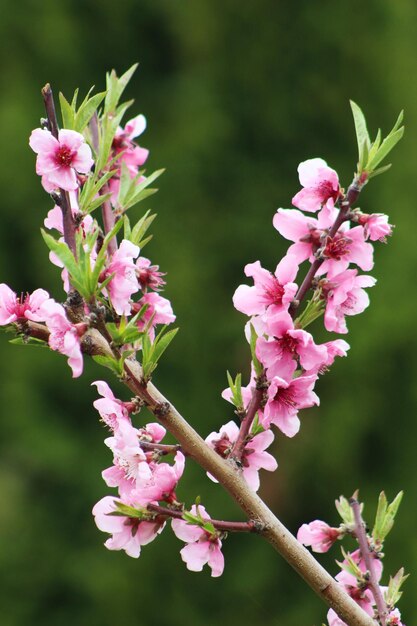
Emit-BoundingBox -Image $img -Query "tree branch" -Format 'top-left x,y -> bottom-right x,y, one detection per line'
20,320 -> 376,626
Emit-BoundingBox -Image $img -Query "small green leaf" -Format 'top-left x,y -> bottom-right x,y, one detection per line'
335,495 -> 356,527
385,567 -> 408,607
367,127 -> 404,171
249,323 -> 263,376
9,336 -> 47,348
368,163 -> 392,179
74,91 -> 106,132
59,92 -> 75,129
350,100 -> 370,171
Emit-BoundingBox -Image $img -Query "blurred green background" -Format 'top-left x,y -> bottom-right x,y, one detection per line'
0,1 -> 416,624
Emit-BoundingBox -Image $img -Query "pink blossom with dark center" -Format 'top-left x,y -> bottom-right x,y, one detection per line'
273,207 -> 335,265
136,257 -> 166,291
257,310 -> 328,379
320,269 -> 376,334
171,504 -> 225,577
0,284 -> 50,325
317,225 -> 374,275
386,608 -> 404,625
40,299 -> 84,377
104,240 -> 140,316
233,255 -> 299,316
264,374 -> 319,437
92,495 -> 164,558
206,420 -> 277,491
29,128 -> 93,192
112,114 -> 149,175
292,158 -> 340,213
297,520 -> 342,553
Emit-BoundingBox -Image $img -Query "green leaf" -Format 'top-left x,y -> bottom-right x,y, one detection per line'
59,92 -> 75,129
41,230 -> 87,296
92,354 -> 123,376
350,100 -> 370,171
385,567 -> 408,607
112,500 -> 148,519
249,323 -> 263,376
105,63 -> 138,115
91,218 -> 125,296
367,127 -> 404,171
335,495 -> 355,527
368,163 -> 392,179
141,326 -> 179,380
129,211 -> 156,247
9,336 -> 47,348
74,91 -> 106,132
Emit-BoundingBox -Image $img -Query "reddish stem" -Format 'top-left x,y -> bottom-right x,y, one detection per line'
147,503 -> 259,533
41,84 -> 77,257
350,496 -> 387,626
290,180 -> 361,316
139,441 -> 182,455
229,375 -> 265,463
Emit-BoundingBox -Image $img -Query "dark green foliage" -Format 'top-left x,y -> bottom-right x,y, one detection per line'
0,1 -> 416,624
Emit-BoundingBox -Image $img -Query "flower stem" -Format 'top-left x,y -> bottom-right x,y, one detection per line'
350,495 -> 387,626
229,373 -> 265,463
41,84 -> 77,257
147,503 -> 258,533
290,179 -> 361,316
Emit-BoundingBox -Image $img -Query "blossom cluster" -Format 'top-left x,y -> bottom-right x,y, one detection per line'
0,67 -> 406,623
92,380 -> 225,575
297,493 -> 406,625
209,158 -> 391,490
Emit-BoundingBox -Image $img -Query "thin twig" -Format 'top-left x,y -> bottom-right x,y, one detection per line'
350,495 -> 387,626
41,84 -> 77,257
229,374 -> 265,463
147,503 -> 258,533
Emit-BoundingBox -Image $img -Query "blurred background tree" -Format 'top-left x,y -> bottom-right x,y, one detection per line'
0,1 -> 415,624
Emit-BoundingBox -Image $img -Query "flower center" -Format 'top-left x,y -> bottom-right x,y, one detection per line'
278,333 -> 298,354
317,180 -> 338,202
55,145 -> 74,167
266,276 -> 285,305
274,385 -> 297,408
323,233 -> 351,260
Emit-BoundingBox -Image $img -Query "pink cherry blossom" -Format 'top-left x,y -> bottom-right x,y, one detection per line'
133,291 -> 175,340
0,284 -> 50,325
387,608 -> 404,625
132,451 -> 185,504
171,504 -> 225,577
112,114 -> 149,175
327,609 -> 348,626
273,208 -> 331,265
305,339 -> 350,375
320,269 -> 376,334
292,158 -> 340,213
317,225 -> 374,276
264,374 -> 319,437
358,212 -> 393,242
297,520 -> 341,553
40,299 -> 84,377
137,422 -> 166,445
92,495 -> 164,558
136,257 -> 166,291
233,255 -> 299,317
92,380 -> 131,430
103,419 -> 151,497
206,420 -> 277,491
103,239 -> 140,316
29,128 -> 93,192
257,310 -> 328,379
